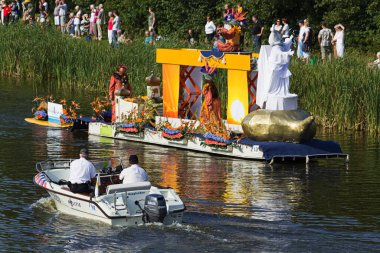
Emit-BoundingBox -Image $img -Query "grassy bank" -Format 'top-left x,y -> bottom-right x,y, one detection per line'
0,25 -> 379,133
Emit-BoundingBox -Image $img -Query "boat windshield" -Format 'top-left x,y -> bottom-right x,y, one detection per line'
36,157 -> 124,172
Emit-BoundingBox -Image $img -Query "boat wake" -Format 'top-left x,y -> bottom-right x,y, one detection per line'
30,197 -> 56,212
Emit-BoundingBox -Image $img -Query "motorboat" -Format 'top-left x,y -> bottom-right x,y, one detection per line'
33,158 -> 185,226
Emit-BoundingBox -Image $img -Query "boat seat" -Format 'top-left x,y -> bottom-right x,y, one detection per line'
106,181 -> 151,194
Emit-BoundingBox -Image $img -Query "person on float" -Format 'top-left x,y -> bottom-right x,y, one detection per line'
200,79 -> 222,127
119,155 -> 149,184
109,64 -> 132,122
68,148 -> 97,194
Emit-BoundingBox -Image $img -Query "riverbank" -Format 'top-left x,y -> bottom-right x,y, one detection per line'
0,25 -> 378,133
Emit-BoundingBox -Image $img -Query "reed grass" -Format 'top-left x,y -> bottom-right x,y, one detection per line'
0,25 -> 378,133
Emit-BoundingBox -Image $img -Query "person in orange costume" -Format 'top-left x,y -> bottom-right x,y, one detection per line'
109,64 -> 132,122
200,81 -> 222,127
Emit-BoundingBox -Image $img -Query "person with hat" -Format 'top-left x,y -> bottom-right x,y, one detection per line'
119,155 -> 149,184
68,148 -> 96,193
109,64 -> 132,122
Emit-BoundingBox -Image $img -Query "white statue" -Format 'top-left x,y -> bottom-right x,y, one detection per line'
256,26 -> 298,110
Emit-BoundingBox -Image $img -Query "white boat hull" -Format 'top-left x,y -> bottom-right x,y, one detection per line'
34,169 -> 185,227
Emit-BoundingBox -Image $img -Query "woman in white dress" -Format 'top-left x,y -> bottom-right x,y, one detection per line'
333,24 -> 345,58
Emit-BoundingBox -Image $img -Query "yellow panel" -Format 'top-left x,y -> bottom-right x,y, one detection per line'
156,48 -> 251,71
24,118 -> 72,128
227,70 -> 248,124
162,64 -> 180,118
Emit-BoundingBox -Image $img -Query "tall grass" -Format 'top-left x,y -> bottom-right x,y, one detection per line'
291,55 -> 380,133
0,25 -> 379,133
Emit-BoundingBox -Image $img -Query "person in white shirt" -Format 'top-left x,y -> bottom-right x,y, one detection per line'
204,16 -> 216,43
281,18 -> 290,38
68,148 -> 96,193
89,4 -> 97,38
333,23 -> 345,58
119,155 -> 149,184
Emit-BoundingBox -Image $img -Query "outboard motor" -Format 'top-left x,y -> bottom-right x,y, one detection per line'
144,194 -> 167,223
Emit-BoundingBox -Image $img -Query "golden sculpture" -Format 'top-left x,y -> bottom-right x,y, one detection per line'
241,109 -> 317,143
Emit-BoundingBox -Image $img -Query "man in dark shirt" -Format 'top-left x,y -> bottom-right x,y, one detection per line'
250,15 -> 264,53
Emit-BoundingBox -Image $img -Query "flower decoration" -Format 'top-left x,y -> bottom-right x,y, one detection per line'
202,132 -> 232,149
118,109 -> 144,134
59,99 -> 80,124
90,97 -> 112,122
31,95 -> 54,121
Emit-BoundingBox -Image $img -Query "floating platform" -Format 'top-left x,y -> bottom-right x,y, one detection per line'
88,120 -> 348,164
24,118 -> 73,128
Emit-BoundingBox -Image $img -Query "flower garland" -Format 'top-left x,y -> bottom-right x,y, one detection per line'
202,132 -> 232,149
118,109 -> 144,135
161,123 -> 185,140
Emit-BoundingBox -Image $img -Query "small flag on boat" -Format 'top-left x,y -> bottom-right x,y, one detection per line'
94,173 -> 101,197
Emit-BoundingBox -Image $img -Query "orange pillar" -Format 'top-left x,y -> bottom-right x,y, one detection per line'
162,64 -> 180,118
227,69 -> 249,124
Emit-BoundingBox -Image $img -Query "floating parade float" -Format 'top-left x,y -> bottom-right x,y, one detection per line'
87,39 -> 348,164
25,24 -> 349,164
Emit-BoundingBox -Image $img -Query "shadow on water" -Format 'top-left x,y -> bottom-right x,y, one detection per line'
0,77 -> 379,251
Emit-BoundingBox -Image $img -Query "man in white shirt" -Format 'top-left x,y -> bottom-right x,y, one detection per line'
204,16 -> 216,43
119,155 -> 149,184
69,148 -> 97,193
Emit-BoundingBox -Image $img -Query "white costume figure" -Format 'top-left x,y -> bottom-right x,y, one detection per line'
333,24 -> 345,58
256,28 -> 298,110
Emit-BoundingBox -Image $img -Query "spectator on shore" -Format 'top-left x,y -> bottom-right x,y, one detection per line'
96,4 -> 104,41
58,0 -> 67,33
107,11 -> 113,46
23,3 -> 34,24
144,30 -> 154,45
89,4 -> 97,40
367,52 -> 380,69
273,18 -> 282,32
80,13 -> 89,35
148,7 -> 156,36
118,30 -> 132,45
187,29 -> 197,45
38,0 -> 48,28
297,20 -> 304,58
74,5 -> 81,16
10,0 -> 20,23
281,18 -> 290,38
318,21 -> 333,64
333,24 -> 345,58
2,2 -> 11,24
302,19 -> 312,63
250,14 -> 263,53
73,12 -> 81,37
53,0 -> 60,30
205,15 -> 216,43
111,10 -> 120,47
66,12 -> 74,35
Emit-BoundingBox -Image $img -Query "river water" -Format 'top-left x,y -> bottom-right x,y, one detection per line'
0,78 -> 379,252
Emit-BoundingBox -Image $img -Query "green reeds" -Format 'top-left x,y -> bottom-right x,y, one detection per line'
0,25 -> 379,133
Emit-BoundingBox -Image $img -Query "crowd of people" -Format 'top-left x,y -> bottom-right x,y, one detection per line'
1,1 -> 379,64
